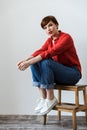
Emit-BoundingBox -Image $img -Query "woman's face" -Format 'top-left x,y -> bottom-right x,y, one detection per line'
43,21 -> 58,37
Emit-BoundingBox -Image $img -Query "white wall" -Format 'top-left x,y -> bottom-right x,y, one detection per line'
0,0 -> 87,115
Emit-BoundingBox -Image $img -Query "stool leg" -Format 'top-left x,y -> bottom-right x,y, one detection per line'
83,89 -> 87,121
58,90 -> 61,120
72,110 -> 77,130
42,115 -> 47,125
58,111 -> 61,120
75,89 -> 79,107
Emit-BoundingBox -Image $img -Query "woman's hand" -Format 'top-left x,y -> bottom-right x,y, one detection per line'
17,60 -> 30,71
17,55 -> 42,71
17,55 -> 33,71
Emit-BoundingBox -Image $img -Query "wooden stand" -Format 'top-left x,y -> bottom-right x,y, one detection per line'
42,85 -> 87,130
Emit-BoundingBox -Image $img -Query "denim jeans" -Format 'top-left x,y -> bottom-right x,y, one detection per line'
30,59 -> 81,89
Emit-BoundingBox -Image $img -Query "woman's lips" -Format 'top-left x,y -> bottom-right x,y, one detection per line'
48,31 -> 52,34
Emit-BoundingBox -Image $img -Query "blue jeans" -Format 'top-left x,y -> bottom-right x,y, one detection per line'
30,59 -> 81,89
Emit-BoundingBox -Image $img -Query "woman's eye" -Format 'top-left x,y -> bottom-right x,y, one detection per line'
49,24 -> 53,27
43,23 -> 53,29
44,26 -> 47,30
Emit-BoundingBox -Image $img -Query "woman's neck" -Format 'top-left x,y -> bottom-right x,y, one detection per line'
52,31 -> 60,40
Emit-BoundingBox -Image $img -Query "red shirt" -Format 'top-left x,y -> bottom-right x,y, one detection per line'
32,31 -> 81,73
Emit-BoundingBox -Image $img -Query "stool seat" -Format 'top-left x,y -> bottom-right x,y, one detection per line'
42,84 -> 87,130
54,84 -> 86,90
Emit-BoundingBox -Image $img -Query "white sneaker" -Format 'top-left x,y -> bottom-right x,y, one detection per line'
34,98 -> 46,113
39,97 -> 58,115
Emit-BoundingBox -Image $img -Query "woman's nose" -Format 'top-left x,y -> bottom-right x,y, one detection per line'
47,27 -> 50,31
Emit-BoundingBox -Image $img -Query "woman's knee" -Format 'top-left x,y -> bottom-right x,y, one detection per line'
41,59 -> 51,68
30,63 -> 39,71
30,64 -> 35,70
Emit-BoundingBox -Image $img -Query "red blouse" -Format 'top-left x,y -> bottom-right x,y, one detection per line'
32,31 -> 81,73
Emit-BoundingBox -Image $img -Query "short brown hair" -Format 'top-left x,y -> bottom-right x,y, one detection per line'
41,15 -> 59,29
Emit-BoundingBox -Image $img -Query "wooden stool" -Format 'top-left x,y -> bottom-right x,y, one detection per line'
42,84 -> 87,130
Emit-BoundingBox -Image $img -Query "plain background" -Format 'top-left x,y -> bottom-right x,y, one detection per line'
0,0 -> 87,115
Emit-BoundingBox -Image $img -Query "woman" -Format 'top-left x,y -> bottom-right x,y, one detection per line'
17,15 -> 82,115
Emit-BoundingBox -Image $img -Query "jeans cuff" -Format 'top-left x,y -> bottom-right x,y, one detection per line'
41,83 -> 54,89
33,81 -> 40,87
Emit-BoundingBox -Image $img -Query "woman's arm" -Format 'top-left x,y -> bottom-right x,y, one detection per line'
17,55 -> 42,71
